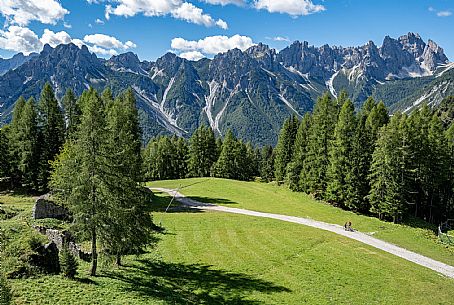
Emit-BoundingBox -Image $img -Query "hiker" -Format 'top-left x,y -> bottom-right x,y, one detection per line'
344,222 -> 348,230
348,221 -> 353,232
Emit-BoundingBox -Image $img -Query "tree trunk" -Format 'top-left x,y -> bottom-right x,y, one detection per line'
90,227 -> 97,276
116,254 -> 121,267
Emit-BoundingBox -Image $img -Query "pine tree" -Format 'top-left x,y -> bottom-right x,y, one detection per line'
274,115 -> 299,184
62,88 -> 81,138
286,113 -> 311,191
300,93 -> 337,195
60,247 -> 78,279
188,126 -> 217,177
326,99 -> 356,207
38,83 -> 65,191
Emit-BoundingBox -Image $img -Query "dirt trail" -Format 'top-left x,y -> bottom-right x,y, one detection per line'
151,187 -> 454,279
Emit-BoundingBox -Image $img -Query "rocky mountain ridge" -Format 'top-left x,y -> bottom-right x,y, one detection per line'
0,32 -> 452,145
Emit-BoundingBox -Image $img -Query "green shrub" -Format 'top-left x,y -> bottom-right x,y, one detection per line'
0,274 -> 12,305
0,224 -> 47,278
60,247 -> 78,279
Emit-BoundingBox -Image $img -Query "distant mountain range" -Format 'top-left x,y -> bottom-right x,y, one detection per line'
0,32 -> 453,145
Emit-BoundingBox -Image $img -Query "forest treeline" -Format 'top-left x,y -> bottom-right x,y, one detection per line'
1,86 -> 453,229
142,92 -> 454,224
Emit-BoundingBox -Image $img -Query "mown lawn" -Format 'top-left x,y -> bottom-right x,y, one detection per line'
148,178 -> 454,266
2,190 -> 454,304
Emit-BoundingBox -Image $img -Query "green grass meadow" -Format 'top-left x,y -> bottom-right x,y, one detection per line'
0,179 -> 453,304
148,178 -> 454,266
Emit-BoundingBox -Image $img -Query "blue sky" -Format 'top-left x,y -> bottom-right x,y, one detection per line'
0,0 -> 453,61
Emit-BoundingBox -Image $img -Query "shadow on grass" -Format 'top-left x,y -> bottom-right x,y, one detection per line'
103,259 -> 290,304
75,277 -> 98,285
188,196 -> 237,205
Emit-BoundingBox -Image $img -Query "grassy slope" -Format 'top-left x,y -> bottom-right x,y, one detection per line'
148,178 -> 454,266
4,192 -> 454,305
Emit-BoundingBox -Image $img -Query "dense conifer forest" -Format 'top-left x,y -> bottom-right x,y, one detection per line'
1,85 -> 453,230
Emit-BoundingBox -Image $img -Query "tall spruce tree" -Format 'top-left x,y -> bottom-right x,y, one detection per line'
188,126 -> 217,177
0,127 -> 10,179
274,115 -> 299,184
446,123 -> 454,217
212,129 -> 238,179
260,145 -> 274,182
38,83 -> 65,191
173,136 -> 189,179
369,113 -> 410,222
17,99 -> 40,191
8,97 -> 26,186
286,113 -> 311,191
326,99 -> 356,207
426,114 -> 449,222
300,93 -> 337,195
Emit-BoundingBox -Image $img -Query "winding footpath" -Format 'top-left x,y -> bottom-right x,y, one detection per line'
151,187 -> 454,279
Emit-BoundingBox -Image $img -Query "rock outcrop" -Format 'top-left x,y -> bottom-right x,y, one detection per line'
32,196 -> 69,220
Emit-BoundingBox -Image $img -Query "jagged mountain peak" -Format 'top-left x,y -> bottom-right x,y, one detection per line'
0,33 -> 452,146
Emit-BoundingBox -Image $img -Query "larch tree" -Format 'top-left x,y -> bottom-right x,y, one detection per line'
62,88 -> 81,138
102,89 -> 155,266
51,88 -> 108,276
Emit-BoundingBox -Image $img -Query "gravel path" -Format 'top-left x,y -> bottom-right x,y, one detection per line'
152,187 -> 454,278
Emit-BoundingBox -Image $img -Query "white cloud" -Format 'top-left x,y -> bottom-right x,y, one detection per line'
203,0 -> 245,6
104,0 -> 227,29
0,25 -> 136,57
428,7 -> 452,17
40,29 -> 72,47
437,11 -> 452,17
254,0 -> 325,16
87,44 -> 118,56
171,34 -> 255,56
63,22 -> 72,28
83,33 -> 136,50
179,50 -> 205,61
270,36 -> 290,42
0,0 -> 69,26
95,18 -> 105,24
0,25 -> 41,54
